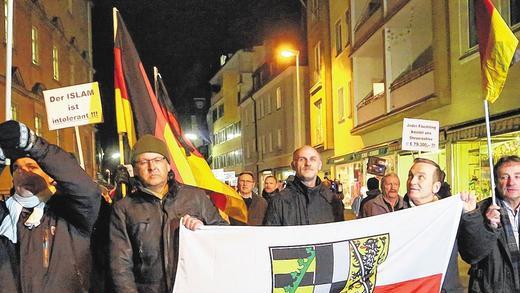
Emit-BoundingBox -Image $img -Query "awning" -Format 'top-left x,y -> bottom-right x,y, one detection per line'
327,140 -> 401,165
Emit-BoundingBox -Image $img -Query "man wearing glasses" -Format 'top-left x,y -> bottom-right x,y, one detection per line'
235,171 -> 267,226
109,135 -> 227,293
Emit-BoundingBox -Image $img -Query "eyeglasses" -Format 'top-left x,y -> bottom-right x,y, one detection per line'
238,180 -> 254,184
135,156 -> 166,167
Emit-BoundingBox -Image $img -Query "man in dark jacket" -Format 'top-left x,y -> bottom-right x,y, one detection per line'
236,172 -> 267,226
0,120 -> 101,292
264,145 -> 343,225
458,155 -> 520,293
109,135 -> 227,293
261,175 -> 278,202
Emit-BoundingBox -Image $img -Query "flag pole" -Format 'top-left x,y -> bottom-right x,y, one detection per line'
5,0 -> 13,121
74,126 -> 85,169
483,100 -> 496,205
113,7 -> 126,196
153,66 -> 159,99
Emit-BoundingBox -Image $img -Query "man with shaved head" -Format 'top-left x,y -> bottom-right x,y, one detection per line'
264,145 -> 343,225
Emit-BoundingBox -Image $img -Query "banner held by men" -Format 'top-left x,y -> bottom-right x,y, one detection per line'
174,196 -> 463,292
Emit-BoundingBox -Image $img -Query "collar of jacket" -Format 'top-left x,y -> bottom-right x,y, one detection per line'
289,176 -> 334,203
133,178 -> 179,201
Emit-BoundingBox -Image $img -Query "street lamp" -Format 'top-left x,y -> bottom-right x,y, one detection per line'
280,49 -> 302,147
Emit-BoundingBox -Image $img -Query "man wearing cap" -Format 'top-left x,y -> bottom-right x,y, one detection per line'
0,120 -> 101,292
109,134 -> 227,293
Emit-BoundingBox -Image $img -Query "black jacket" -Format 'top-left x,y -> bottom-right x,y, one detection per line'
109,180 -> 227,293
458,197 -> 520,293
263,176 -> 343,226
0,138 -> 101,293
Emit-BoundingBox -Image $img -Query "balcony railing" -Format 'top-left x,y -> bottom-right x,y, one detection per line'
356,90 -> 386,125
354,1 -> 384,46
389,61 -> 434,111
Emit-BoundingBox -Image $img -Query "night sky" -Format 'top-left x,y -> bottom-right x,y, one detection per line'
91,0 -> 303,155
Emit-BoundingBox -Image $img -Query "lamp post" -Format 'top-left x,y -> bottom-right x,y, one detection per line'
280,49 -> 302,147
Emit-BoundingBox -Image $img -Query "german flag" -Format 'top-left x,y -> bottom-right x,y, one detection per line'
475,0 -> 518,103
113,9 -> 247,223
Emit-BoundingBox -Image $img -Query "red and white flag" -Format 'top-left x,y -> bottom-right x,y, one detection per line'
174,196 -> 463,292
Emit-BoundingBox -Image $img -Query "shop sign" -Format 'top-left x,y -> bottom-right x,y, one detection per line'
402,118 -> 439,152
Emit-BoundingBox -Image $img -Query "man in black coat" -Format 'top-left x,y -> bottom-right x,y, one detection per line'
109,135 -> 227,293
0,120 -> 101,292
264,145 -> 343,225
458,155 -> 520,292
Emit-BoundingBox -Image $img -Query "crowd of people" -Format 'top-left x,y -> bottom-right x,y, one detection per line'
0,119 -> 519,293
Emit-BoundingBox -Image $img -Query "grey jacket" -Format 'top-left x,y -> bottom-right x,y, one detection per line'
458,197 -> 520,293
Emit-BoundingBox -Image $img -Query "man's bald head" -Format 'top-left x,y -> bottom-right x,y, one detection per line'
291,145 -> 322,187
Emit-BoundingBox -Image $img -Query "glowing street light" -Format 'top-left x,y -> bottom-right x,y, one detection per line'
185,133 -> 198,141
280,48 -> 302,147
111,152 -> 120,160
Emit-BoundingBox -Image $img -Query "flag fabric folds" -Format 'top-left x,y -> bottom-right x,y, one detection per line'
475,0 -> 519,103
173,196 -> 463,293
113,9 -> 247,223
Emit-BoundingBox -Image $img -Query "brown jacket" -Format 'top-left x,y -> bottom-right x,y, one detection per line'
360,194 -> 406,218
246,193 -> 267,226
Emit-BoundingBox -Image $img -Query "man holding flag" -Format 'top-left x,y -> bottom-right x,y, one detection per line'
109,135 -> 227,293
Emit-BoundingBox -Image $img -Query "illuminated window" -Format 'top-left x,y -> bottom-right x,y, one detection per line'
52,45 -> 60,80
11,104 -> 17,120
31,27 -> 39,64
338,87 -> 345,122
34,115 -> 42,136
276,87 -> 282,109
335,20 -> 342,55
313,42 -> 321,80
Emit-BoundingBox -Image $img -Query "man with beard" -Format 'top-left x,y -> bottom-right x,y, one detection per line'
360,173 -> 405,217
264,145 -> 343,225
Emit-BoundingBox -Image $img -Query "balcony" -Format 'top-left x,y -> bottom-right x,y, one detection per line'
356,91 -> 386,125
389,62 -> 434,111
353,0 -> 384,47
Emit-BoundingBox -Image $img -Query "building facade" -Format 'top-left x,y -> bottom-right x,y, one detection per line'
0,0 -> 96,196
338,0 -> 520,200
208,49 -> 257,175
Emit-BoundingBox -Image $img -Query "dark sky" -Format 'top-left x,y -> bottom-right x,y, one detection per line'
91,0 -> 302,154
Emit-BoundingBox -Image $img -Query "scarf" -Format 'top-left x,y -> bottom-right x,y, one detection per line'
0,193 -> 45,243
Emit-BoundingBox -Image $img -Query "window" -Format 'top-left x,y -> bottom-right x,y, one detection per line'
276,129 -> 282,149
52,45 -> 60,80
70,63 -> 75,85
259,99 -> 264,118
11,104 -> 17,120
68,0 -> 73,14
268,132 -> 273,152
468,0 -> 478,48
311,0 -> 319,21
276,87 -> 282,109
338,87 -> 345,122
345,9 -> 351,46
246,142 -> 250,159
31,26 -> 39,64
34,115 -> 42,136
335,20 -> 342,55
511,0 -> 520,26
314,99 -> 323,144
212,108 -> 218,122
313,42 -> 321,78
218,104 -> 224,118
261,135 -> 266,154
265,94 -> 271,115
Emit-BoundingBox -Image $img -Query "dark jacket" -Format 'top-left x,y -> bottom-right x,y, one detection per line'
263,176 -> 342,226
357,189 -> 381,218
0,138 -> 101,293
109,180 -> 227,293
458,197 -> 520,293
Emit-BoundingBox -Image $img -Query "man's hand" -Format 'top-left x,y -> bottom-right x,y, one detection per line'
485,204 -> 501,229
182,215 -> 203,231
0,120 -> 36,151
460,191 -> 477,213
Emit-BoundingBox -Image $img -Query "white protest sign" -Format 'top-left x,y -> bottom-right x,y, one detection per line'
43,82 -> 103,130
401,118 -> 439,152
